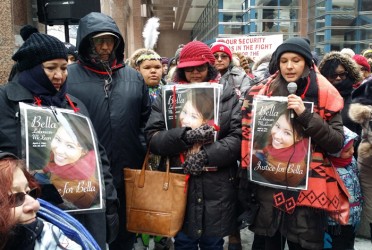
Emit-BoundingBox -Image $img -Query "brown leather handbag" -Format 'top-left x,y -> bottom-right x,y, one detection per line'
123,150 -> 188,237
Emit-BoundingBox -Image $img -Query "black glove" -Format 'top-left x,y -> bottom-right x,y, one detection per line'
183,124 -> 215,145
106,200 -> 120,244
181,150 -> 208,175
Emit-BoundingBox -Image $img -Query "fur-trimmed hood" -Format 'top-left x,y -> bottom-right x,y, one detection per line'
349,103 -> 372,158
319,51 -> 363,83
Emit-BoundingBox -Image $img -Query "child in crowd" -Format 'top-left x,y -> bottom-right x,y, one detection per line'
326,126 -> 363,249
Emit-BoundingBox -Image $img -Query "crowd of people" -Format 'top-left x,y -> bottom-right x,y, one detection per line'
1,11 -> 372,250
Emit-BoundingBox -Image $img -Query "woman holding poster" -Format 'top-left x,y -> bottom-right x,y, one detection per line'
0,32 -> 118,248
240,37 -> 346,250
145,41 -> 241,250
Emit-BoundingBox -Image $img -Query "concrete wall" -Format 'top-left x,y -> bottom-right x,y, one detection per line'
155,29 -> 191,59
0,0 -> 17,83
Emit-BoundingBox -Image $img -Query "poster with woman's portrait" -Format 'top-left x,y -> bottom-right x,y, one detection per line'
19,103 -> 104,213
162,83 -> 222,136
250,96 -> 313,190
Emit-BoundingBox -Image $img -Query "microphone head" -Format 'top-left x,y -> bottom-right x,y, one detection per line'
287,82 -> 297,94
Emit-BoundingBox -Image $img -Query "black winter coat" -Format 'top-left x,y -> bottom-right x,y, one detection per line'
145,84 -> 241,238
0,81 -> 117,249
66,12 -> 151,188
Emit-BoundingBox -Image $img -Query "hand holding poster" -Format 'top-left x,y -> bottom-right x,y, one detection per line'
249,96 -> 313,190
19,103 -> 104,213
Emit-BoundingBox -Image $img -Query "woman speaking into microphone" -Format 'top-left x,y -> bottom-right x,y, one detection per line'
240,37 -> 344,250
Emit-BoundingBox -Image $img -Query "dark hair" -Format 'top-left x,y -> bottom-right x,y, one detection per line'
318,58 -> 342,79
267,107 -> 304,148
190,89 -> 214,121
57,114 -> 95,152
174,63 -> 218,82
178,89 -> 214,127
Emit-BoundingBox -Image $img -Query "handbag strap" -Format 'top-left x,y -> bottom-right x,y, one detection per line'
138,148 -> 170,191
163,158 -> 170,190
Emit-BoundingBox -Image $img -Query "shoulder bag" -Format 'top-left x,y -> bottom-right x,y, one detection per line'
123,150 -> 188,237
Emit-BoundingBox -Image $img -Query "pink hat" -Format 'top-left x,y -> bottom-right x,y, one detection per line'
178,41 -> 215,68
353,54 -> 371,72
210,42 -> 232,61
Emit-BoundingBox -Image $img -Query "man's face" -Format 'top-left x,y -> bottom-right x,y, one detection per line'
92,35 -> 116,61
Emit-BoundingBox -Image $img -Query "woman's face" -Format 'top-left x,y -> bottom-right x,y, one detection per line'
279,52 -> 306,82
10,168 -> 40,225
327,64 -> 348,85
42,59 -> 68,91
51,127 -> 85,166
271,114 -> 295,149
137,60 -> 163,87
184,63 -> 208,83
179,100 -> 204,129
213,52 -> 230,72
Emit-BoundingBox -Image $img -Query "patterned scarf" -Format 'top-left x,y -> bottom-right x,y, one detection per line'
241,68 -> 348,217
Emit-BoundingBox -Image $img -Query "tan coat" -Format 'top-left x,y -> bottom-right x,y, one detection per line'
349,103 -> 372,222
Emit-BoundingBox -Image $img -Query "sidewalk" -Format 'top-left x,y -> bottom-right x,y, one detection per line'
233,228 -> 372,250
134,229 -> 371,250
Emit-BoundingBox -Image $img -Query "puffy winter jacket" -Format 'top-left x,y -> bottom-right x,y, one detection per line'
145,83 -> 241,238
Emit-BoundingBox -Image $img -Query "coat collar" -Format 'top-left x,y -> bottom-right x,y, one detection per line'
5,82 -> 34,102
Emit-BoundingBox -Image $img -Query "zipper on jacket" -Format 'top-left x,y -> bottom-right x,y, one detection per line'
104,79 -> 112,98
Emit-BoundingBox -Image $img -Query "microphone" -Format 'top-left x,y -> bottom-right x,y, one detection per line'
287,82 -> 297,119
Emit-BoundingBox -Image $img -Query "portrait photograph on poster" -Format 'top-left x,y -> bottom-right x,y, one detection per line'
249,96 -> 313,190
162,83 -> 222,134
19,102 -> 104,213
162,83 -> 222,171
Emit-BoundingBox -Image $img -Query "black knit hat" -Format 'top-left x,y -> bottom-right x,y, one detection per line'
351,77 -> 372,105
64,42 -> 78,59
275,37 -> 313,66
12,33 -> 67,72
20,25 -> 39,41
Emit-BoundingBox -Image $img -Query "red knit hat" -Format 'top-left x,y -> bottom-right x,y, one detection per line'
210,42 -> 232,61
353,54 -> 371,72
178,41 -> 215,68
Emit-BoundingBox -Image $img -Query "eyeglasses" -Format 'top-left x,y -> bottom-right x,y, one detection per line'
9,188 -> 38,207
184,64 -> 208,72
214,54 -> 229,60
92,36 -> 115,45
329,71 -> 348,80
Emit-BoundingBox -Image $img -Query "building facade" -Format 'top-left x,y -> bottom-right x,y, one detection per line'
193,0 -> 372,55
2,0 -> 372,82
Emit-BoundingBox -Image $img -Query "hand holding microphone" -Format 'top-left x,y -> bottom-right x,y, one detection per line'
287,82 -> 306,118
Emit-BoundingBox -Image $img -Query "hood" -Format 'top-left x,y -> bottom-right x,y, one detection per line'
328,126 -> 358,157
252,52 -> 272,71
76,12 -> 124,64
318,51 -> 363,83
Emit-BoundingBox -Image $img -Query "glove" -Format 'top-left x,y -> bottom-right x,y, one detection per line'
181,150 -> 208,175
106,200 -> 120,244
183,124 -> 215,145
